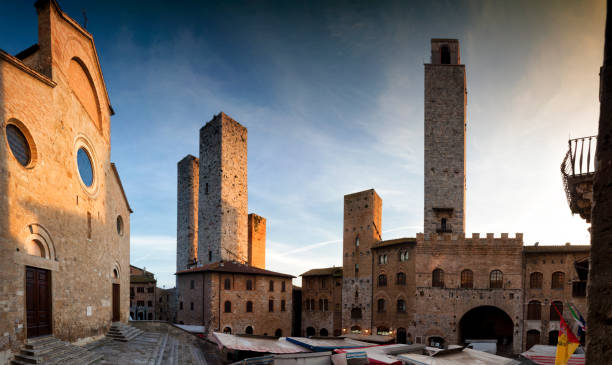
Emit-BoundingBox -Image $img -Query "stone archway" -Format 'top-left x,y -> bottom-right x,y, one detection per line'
459,306 -> 514,355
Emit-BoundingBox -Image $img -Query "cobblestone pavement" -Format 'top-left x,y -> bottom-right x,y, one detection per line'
85,329 -> 219,365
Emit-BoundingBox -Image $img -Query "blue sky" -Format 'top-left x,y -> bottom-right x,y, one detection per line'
0,1 -> 605,288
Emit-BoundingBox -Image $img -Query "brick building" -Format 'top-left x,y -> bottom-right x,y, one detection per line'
301,38 -> 590,355
176,261 -> 293,336
175,113 -> 294,335
0,0 -> 131,361
129,265 -> 157,321
300,267 -> 343,337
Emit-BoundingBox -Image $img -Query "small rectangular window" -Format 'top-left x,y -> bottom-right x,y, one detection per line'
180,301 -> 183,310
147,301 -> 152,307
190,302 -> 194,310
282,281 -> 286,292
209,251 -> 212,262
190,280 -> 195,289
281,300 -> 286,312
269,299 -> 274,312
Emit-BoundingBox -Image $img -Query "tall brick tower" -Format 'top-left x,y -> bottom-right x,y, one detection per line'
177,155 -> 199,271
341,189 -> 382,333
198,112 -> 249,264
424,39 -> 467,236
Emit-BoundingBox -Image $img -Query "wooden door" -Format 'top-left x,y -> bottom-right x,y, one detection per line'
112,284 -> 120,322
26,267 -> 51,338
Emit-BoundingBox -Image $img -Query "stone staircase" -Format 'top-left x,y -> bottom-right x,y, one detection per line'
11,335 -> 103,365
106,322 -> 144,342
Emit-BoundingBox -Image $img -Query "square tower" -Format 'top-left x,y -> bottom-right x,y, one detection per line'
177,155 -> 199,271
198,112 -> 248,264
341,189 -> 382,333
424,39 -> 466,236
248,213 -> 266,269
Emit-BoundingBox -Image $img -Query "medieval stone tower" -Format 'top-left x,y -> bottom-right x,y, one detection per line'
177,112 -> 266,273
341,189 -> 382,332
424,39 -> 467,236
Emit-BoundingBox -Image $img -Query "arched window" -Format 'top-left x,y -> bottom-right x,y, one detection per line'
552,272 -> 565,289
320,328 -> 328,336
246,301 -> 253,313
246,279 -> 253,290
440,45 -> 451,64
378,274 -> 387,287
397,299 -> 406,313
355,264 -> 359,274
355,236 -> 359,247
377,298 -> 385,313
269,299 -> 274,312
223,327 -> 231,334
530,272 -> 543,289
460,269 -> 473,289
441,218 -> 448,231
550,301 -> 563,321
526,330 -> 540,350
224,301 -> 231,313
432,269 -> 444,288
319,299 -> 323,311
355,289 -> 359,299
224,278 -> 231,290
527,300 -> 541,320
246,326 -> 254,335
396,272 -> 406,285
275,329 -> 283,337
490,270 -> 503,289
269,280 -> 274,291
310,299 -> 315,311
399,251 -> 409,262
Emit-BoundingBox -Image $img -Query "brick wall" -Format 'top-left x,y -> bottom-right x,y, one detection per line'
248,213 -> 266,269
0,0 -> 131,358
301,273 -> 343,336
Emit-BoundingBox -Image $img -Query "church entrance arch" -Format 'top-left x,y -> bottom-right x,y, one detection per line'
459,306 -> 513,355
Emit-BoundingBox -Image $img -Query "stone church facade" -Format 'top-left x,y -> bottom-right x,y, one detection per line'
0,0 -> 131,361
175,112 -> 292,335
301,39 -> 589,355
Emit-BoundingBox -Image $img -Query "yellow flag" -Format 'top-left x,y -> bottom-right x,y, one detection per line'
555,310 -> 580,365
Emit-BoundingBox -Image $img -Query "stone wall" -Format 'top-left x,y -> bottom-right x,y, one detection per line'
198,113 -> 248,265
177,155 -> 199,272
413,233 -> 524,354
523,247 -> 589,348
177,271 -> 292,336
341,189 -> 382,333
301,274 -> 343,336
0,0 -> 131,358
423,39 -> 466,236
371,241 -> 416,341
248,213 -> 266,269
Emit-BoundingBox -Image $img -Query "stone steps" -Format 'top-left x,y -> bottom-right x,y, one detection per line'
10,335 -> 103,365
106,322 -> 144,342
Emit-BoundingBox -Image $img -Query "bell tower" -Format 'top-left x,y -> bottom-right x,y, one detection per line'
424,39 -> 466,236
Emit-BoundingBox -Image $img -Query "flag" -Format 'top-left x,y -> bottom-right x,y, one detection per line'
567,303 -> 586,339
554,303 -> 580,365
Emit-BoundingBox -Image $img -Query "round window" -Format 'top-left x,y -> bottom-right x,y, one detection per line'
117,215 -> 124,236
6,124 -> 31,166
77,147 -> 94,186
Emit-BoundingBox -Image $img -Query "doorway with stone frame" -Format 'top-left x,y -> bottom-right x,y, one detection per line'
26,266 -> 52,338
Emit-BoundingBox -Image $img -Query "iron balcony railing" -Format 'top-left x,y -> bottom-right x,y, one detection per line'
561,136 -> 597,216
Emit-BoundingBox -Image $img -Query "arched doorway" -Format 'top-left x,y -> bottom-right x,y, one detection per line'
320,328 -> 328,336
245,326 -> 253,335
526,330 -> 540,350
306,327 -> 315,337
397,328 -> 407,344
459,306 -> 514,355
275,329 -> 282,337
350,325 -> 361,334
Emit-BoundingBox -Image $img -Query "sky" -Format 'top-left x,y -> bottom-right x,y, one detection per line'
0,0 -> 605,288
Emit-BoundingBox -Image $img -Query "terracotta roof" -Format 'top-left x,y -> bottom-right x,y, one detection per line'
300,267 -> 343,277
176,261 -> 295,278
130,275 -> 156,283
523,245 -> 590,253
371,237 -> 416,249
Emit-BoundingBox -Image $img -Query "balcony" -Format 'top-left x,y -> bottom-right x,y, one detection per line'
436,223 -> 452,234
561,136 -> 596,222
